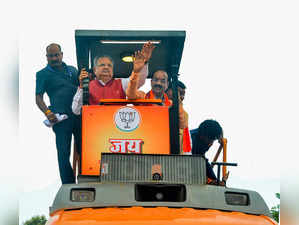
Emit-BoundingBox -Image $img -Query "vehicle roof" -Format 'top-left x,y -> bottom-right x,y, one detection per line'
75,30 -> 186,78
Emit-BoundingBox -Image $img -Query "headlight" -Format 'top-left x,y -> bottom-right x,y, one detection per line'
225,192 -> 249,206
71,188 -> 95,202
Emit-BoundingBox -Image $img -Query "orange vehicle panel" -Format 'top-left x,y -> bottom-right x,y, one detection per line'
47,207 -> 277,225
81,105 -> 170,175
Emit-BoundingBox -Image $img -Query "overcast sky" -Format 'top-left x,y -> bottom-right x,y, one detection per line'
2,0 -> 299,224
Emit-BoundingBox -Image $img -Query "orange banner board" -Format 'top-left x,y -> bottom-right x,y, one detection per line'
81,105 -> 170,175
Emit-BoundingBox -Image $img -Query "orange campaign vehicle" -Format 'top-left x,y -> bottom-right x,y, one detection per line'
45,30 -> 278,225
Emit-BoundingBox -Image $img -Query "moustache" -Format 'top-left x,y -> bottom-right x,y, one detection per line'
153,84 -> 163,89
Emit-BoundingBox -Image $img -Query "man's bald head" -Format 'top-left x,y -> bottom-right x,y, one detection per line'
46,43 -> 61,53
46,43 -> 63,69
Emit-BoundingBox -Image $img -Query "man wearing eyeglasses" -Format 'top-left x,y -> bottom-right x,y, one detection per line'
126,70 -> 188,129
71,42 -> 155,115
126,70 -> 171,105
147,70 -> 173,106
35,43 -> 81,184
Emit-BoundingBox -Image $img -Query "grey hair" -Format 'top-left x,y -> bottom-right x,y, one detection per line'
93,55 -> 114,68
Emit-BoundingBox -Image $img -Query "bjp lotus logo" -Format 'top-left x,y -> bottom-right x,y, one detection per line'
114,107 -> 141,132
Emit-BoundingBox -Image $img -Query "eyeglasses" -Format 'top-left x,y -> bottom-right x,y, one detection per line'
97,63 -> 113,68
47,52 -> 61,58
152,78 -> 167,83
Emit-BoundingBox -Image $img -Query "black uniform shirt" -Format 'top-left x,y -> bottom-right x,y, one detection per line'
35,63 -> 79,115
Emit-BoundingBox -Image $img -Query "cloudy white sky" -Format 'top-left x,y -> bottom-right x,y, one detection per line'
1,0 -> 299,224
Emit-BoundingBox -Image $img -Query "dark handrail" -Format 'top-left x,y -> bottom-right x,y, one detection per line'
98,99 -> 163,105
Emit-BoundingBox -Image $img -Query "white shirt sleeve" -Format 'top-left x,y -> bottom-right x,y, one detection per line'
121,63 -> 149,92
72,88 -> 83,115
121,78 -> 130,92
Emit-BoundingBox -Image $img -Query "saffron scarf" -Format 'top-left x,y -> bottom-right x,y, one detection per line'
145,90 -> 172,106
